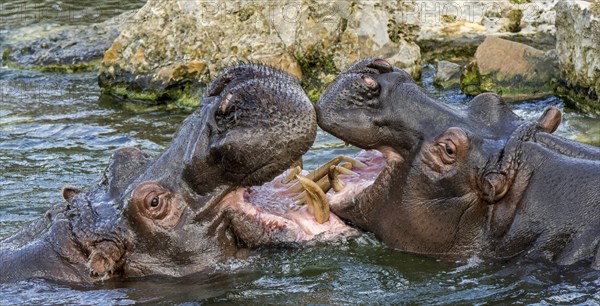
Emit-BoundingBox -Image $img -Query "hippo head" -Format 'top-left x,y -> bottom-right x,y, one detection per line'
316,58 -> 568,259
2,63 -> 355,283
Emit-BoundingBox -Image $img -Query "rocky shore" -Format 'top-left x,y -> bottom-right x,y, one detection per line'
1,11 -> 136,73
96,0 -> 422,107
2,0 -> 598,114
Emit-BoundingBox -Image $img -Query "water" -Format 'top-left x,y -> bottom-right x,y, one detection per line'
1,0 -> 147,29
1,11 -> 600,306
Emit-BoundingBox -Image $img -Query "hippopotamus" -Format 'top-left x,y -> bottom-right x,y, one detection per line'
0,63 -> 354,283
315,58 -> 600,269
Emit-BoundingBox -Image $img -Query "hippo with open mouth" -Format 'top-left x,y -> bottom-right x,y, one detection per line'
315,58 -> 600,269
0,63 -> 357,283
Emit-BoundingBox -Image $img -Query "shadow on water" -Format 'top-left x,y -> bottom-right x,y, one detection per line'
1,63 -> 599,304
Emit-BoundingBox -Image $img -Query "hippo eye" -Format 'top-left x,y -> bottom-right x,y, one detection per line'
445,143 -> 455,156
131,182 -> 175,222
437,141 -> 457,165
143,193 -> 170,220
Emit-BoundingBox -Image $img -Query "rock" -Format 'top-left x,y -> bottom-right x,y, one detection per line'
460,36 -> 558,101
98,0 -> 421,107
434,61 -> 462,89
416,0 -> 558,62
1,11 -> 135,73
555,0 -> 600,115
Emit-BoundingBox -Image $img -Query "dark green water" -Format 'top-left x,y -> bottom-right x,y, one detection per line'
1,1 -> 600,303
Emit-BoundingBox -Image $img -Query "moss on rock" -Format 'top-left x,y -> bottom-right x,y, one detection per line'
505,9 -> 524,33
101,81 -> 202,109
420,40 -> 479,64
460,61 -> 481,95
104,85 -> 162,102
4,60 -> 101,73
461,62 -> 555,100
555,83 -> 600,116
295,50 -> 340,103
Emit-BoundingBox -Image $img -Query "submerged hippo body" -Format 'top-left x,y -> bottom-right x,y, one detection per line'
0,63 -> 352,283
316,58 -> 600,268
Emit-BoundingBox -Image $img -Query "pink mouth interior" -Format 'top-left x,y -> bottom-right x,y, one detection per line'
225,150 -> 388,242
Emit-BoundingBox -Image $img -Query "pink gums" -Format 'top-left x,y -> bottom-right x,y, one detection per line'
225,150 -> 389,242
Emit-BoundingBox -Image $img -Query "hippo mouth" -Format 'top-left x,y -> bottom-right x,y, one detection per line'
220,168 -> 356,245
219,148 -> 400,246
325,148 -> 402,212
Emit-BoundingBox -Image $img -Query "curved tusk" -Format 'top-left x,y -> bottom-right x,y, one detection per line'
296,175 -> 330,224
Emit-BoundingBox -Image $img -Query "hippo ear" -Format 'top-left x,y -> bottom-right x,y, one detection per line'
536,106 -> 561,133
481,172 -> 510,203
62,185 -> 82,203
467,93 -> 521,132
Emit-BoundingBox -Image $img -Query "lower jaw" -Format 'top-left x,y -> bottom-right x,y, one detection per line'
221,149 -> 396,243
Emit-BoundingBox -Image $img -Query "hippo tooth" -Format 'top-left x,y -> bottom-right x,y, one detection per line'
335,164 -> 359,177
295,175 -> 330,224
288,157 -> 357,201
341,156 -> 368,168
294,169 -> 336,206
329,165 -> 346,192
281,165 -> 302,184
287,156 -> 343,193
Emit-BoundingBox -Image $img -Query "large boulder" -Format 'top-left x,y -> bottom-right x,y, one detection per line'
97,0 -> 421,107
555,0 -> 600,115
460,36 -> 558,101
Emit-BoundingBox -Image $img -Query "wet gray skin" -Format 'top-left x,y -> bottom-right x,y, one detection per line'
0,63 -> 320,283
316,58 -> 600,269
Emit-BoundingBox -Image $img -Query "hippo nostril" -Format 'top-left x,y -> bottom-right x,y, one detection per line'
367,59 -> 393,73
361,75 -> 379,90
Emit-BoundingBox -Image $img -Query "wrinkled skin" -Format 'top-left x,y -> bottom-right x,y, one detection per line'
0,63 -> 336,283
316,58 -> 600,268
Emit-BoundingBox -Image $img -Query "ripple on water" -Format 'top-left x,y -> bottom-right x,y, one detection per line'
0,280 -> 135,305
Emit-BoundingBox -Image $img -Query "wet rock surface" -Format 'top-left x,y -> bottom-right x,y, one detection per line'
434,60 -> 462,89
1,11 -> 135,73
97,0 -> 422,106
555,0 -> 600,115
460,36 -> 558,101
